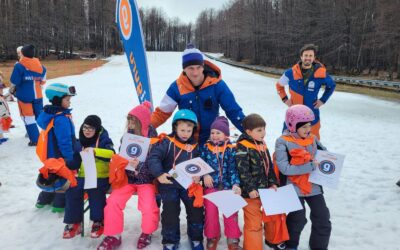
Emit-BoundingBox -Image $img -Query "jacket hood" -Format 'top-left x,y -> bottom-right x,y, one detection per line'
37,105 -> 71,130
20,57 -> 44,74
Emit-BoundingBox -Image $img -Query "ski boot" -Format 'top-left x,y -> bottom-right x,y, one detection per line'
137,233 -> 152,249
97,236 -> 122,250
190,241 -> 204,250
91,222 -> 104,238
206,237 -> 219,250
227,238 -> 242,250
163,243 -> 179,250
63,223 -> 82,239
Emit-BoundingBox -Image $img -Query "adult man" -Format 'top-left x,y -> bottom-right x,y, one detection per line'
151,44 -> 245,144
10,44 -> 47,146
276,44 -> 336,139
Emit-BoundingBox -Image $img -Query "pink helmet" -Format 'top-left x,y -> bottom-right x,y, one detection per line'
285,105 -> 315,133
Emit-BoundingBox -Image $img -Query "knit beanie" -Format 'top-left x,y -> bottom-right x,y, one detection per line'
210,116 -> 230,136
21,44 -> 35,58
80,115 -> 102,147
182,44 -> 204,69
128,101 -> 152,136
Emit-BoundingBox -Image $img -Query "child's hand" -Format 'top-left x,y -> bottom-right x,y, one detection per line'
203,174 -> 213,188
192,176 -> 200,184
129,158 -> 140,169
232,185 -> 241,195
312,159 -> 319,170
249,190 -> 259,199
157,173 -> 173,184
269,184 -> 278,191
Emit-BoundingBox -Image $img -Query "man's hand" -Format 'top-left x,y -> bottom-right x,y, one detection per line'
157,173 -> 173,184
203,174 -> 214,188
313,99 -> 324,109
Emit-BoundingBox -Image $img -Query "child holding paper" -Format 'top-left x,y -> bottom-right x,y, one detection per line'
98,101 -> 160,250
200,116 -> 242,250
235,114 -> 278,250
63,115 -> 114,239
148,109 -> 204,250
274,105 -> 331,250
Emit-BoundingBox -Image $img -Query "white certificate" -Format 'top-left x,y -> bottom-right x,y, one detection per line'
309,150 -> 345,189
119,133 -> 151,171
258,185 -> 303,215
80,147 -> 97,189
168,157 -> 214,189
203,190 -> 248,218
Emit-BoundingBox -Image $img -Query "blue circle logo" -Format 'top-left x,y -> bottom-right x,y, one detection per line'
185,164 -> 201,174
126,143 -> 142,158
318,160 -> 335,174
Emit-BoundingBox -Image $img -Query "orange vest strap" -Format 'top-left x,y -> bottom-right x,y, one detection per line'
281,135 -> 315,147
238,140 -> 268,151
166,136 -> 197,151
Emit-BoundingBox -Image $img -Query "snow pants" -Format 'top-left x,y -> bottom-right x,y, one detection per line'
37,191 -> 65,208
17,99 -> 42,143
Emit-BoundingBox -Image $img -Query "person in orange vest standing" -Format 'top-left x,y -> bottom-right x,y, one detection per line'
275,44 -> 336,139
10,44 -> 47,146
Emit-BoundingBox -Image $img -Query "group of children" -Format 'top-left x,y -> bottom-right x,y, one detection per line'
33,82 -> 331,250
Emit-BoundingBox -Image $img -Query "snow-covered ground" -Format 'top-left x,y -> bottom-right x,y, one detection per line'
1,52 -> 399,250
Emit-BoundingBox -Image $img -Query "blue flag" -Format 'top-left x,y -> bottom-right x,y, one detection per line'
115,0 -> 153,106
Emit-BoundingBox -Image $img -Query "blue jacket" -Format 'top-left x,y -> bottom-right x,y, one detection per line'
151,60 -> 245,144
10,58 -> 46,102
200,140 -> 240,190
37,105 -> 76,164
148,133 -> 199,188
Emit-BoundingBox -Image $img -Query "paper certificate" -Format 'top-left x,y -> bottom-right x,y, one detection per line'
80,147 -> 97,189
203,190 -> 248,217
259,185 -> 303,215
119,133 -> 151,171
168,157 -> 214,189
309,150 -> 345,189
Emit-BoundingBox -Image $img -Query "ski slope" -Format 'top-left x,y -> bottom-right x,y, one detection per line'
0,52 -> 399,250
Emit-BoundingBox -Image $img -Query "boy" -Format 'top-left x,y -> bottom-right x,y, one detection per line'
236,114 -> 279,250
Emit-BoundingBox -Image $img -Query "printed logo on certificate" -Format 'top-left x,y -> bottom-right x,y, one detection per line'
309,150 -> 345,189
119,133 -> 150,171
168,157 -> 214,189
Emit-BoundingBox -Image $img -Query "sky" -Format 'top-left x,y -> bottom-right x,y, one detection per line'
136,0 -> 232,24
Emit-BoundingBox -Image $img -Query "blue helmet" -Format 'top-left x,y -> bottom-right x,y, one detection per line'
172,109 -> 198,126
36,173 -> 70,193
45,83 -> 76,101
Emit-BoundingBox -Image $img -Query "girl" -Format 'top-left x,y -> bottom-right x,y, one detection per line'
201,116 -> 242,250
97,101 -> 160,250
63,115 -> 114,239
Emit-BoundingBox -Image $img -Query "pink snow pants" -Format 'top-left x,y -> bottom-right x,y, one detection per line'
104,183 -> 160,236
204,188 -> 241,239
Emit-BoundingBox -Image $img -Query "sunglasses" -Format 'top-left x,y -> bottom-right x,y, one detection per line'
82,125 -> 95,132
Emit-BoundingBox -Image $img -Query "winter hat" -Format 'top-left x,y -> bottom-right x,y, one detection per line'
182,43 -> 204,69
79,115 -> 102,147
210,116 -> 230,136
128,101 -> 152,136
21,44 -> 35,58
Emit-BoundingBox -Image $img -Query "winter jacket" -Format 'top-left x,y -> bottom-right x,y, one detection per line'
73,128 -> 115,178
10,57 -> 46,102
236,133 -> 278,198
200,140 -> 240,190
148,133 -> 199,188
151,60 -> 245,144
276,62 -> 336,128
274,131 -> 326,197
36,105 -> 76,164
124,126 -> 158,184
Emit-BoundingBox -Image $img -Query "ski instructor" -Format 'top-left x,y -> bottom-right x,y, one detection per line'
151,44 -> 245,145
275,44 -> 336,139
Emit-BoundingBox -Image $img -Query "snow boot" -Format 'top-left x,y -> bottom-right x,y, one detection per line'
227,238 -> 242,250
28,141 -> 37,146
163,244 -> 179,250
91,222 -> 104,238
97,236 -> 122,250
63,223 -> 82,239
190,241 -> 204,250
206,237 -> 219,250
0,138 -> 8,144
52,206 -> 64,213
396,179 -> 400,187
137,233 -> 152,249
265,240 -> 286,250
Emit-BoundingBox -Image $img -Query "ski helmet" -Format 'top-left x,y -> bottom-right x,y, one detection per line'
36,173 -> 70,193
45,83 -> 76,102
285,105 -> 315,133
172,109 -> 198,127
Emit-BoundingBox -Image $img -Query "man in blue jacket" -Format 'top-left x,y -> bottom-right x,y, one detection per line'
10,44 -> 47,146
151,44 -> 245,145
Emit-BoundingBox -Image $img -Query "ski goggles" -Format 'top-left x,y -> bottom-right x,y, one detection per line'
68,86 -> 76,96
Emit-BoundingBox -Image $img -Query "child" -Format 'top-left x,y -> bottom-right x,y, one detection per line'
200,116 -> 242,250
274,105 -> 331,250
97,101 -> 160,250
235,114 -> 278,250
35,83 -> 76,212
62,115 -> 114,239
148,109 -> 204,250
0,72 -> 12,144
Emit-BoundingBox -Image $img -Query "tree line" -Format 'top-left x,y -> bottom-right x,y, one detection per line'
195,0 -> 400,79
